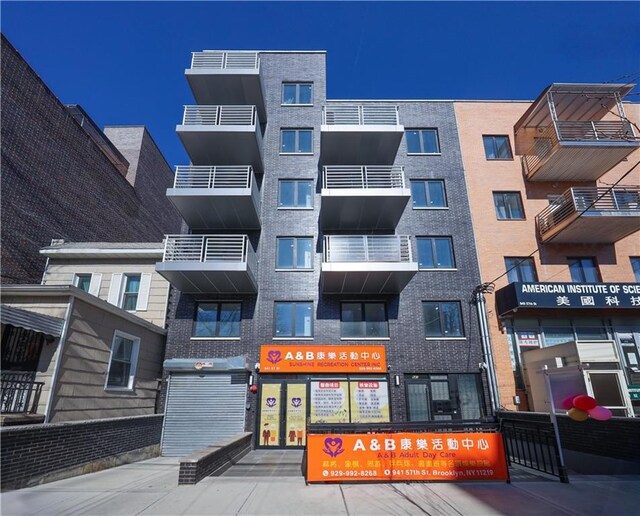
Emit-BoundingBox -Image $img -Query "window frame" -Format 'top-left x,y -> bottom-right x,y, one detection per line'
416,237 -> 456,270
568,257 -> 601,283
631,257 -> 640,282
120,274 -> 141,312
422,301 -> 465,339
410,180 -> 448,210
281,82 -> 313,106
278,179 -> 314,210
504,257 -> 538,283
482,135 -> 513,160
405,128 -> 441,155
280,128 -> 314,155
340,301 -> 390,340
276,237 -> 314,271
191,302 -> 242,340
74,273 -> 92,293
493,191 -> 525,220
104,330 -> 140,391
273,301 -> 314,339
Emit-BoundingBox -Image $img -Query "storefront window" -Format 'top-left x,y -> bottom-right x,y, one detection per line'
405,374 -> 483,422
308,378 -> 390,424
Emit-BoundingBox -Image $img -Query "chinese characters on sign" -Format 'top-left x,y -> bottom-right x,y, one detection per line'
350,381 -> 390,423
260,345 -> 387,373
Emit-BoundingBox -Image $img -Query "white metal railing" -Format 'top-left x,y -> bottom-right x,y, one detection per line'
322,166 -> 406,189
162,235 -> 251,264
323,235 -> 413,263
190,51 -> 260,70
182,105 -> 257,126
173,166 -> 253,189
322,105 -> 400,126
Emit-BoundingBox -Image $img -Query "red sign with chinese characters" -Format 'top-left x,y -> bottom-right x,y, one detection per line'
307,432 -> 508,482
260,345 -> 387,373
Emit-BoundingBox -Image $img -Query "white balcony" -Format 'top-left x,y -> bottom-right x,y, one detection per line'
156,235 -> 257,294
321,235 -> 417,294
185,51 -> 266,121
536,186 -> 640,243
166,166 -> 260,230
321,166 -> 410,230
321,105 -> 404,165
176,105 -> 263,172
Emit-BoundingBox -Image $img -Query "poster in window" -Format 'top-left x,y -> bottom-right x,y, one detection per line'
259,383 -> 280,446
285,383 -> 307,446
310,381 -> 349,423
516,329 -> 539,348
349,381 -> 390,423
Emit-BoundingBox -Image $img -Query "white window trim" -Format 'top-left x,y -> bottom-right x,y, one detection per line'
118,273 -> 141,312
190,337 -> 241,341
73,273 -> 92,288
104,330 -> 140,391
272,337 -> 315,341
418,268 -> 458,272
412,207 -> 449,211
407,152 -> 442,156
340,337 -> 390,341
425,337 -> 467,341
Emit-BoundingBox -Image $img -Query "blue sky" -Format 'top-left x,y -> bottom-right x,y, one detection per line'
3,1 -> 639,167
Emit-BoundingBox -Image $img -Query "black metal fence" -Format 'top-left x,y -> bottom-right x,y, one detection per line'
1,378 -> 44,414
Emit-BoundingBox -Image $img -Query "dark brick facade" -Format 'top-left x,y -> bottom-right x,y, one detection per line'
0,35 -> 181,284
0,414 -> 163,490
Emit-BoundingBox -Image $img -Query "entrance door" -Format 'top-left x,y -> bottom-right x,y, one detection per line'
405,374 -> 483,421
258,381 -> 307,448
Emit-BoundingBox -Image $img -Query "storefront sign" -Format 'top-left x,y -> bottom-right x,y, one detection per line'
629,385 -> 640,401
260,345 -> 387,373
307,432 -> 508,482
496,282 -> 640,315
350,381 -> 390,423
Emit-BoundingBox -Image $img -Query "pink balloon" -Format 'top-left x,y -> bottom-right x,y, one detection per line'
560,395 -> 578,410
588,405 -> 613,421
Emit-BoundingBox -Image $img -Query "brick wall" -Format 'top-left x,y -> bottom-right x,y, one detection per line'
1,414 -> 163,491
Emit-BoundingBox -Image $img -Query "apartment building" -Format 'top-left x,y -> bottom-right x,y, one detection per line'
455,85 -> 640,416
155,51 -> 490,456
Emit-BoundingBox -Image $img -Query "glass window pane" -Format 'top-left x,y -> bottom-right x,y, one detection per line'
295,303 -> 313,336
298,130 -> 312,153
126,275 -> 140,293
495,136 -> 512,159
113,337 -> 133,360
282,84 -> 297,104
107,361 -> 130,388
520,259 -> 537,282
122,294 -> 138,311
505,193 -> 523,218
505,258 -> 520,283
441,303 -> 463,336
341,303 -> 363,338
299,84 -> 312,104
411,181 -> 427,208
407,383 -> 430,421
583,259 -> 599,282
76,275 -> 91,292
297,181 -> 313,207
631,258 -> 640,282
364,303 -> 388,337
427,181 -> 446,207
275,303 -> 293,336
297,238 -> 313,269
421,130 -> 439,153
458,374 -> 481,419
406,131 -> 421,153
277,238 -> 295,269
569,259 -> 584,282
194,303 -> 218,337
218,303 -> 241,337
423,303 -> 442,337
431,381 -> 450,401
589,373 -> 625,407
279,181 -> 295,207
493,193 -> 507,219
434,238 -> 454,268
417,238 -> 435,269
542,325 -> 574,347
483,136 -> 496,159
281,130 -> 295,153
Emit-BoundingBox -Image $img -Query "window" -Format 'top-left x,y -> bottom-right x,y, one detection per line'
121,275 -> 141,311
417,237 -> 455,269
483,135 -> 513,160
493,192 -> 525,220
410,180 -> 447,209
631,258 -> 640,282
406,129 -> 440,154
193,303 -> 241,338
569,257 -> 601,283
422,302 -> 464,338
74,274 -> 92,293
282,83 -> 313,105
105,331 -> 140,390
274,302 -> 313,337
277,237 -> 313,270
406,374 -> 483,421
505,257 -> 538,283
341,302 -> 389,338
279,180 -> 313,208
281,129 -> 313,154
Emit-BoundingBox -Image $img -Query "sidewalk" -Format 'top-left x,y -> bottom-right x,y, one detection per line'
1,457 -> 638,515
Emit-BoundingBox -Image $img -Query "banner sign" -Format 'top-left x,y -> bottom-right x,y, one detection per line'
307,432 -> 508,482
260,345 -> 387,373
496,282 -> 640,315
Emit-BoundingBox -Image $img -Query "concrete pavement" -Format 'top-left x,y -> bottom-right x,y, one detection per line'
2,455 -> 639,515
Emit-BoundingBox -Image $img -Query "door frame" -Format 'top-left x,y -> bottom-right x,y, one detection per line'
256,378 -> 308,449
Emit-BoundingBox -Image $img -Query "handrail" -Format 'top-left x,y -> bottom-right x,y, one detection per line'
323,235 -> 413,263
173,166 -> 253,189
1,379 -> 44,414
536,186 -> 640,236
322,166 -> 406,189
182,105 -> 257,126
191,51 -> 260,70
322,105 -> 400,126
162,235 -> 251,263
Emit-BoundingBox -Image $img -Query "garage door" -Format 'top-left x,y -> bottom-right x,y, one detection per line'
161,372 -> 247,456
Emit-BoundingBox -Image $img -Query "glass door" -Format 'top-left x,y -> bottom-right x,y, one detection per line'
258,380 -> 308,448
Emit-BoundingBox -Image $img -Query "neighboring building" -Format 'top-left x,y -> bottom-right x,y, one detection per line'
0,34 -> 181,285
455,85 -> 640,415
155,51 -> 489,456
1,242 -> 169,424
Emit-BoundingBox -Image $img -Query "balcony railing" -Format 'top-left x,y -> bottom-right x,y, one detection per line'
324,235 -> 413,263
162,235 -> 253,264
536,186 -> 640,235
323,105 -> 400,126
1,375 -> 44,414
182,105 -> 257,126
173,166 -> 253,189
190,51 -> 260,70
322,166 -> 406,189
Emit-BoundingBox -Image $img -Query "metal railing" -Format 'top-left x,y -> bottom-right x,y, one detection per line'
322,166 -> 406,189
323,235 -> 413,263
162,235 -> 252,264
182,105 -> 257,126
1,377 -> 44,414
322,105 -> 400,126
536,186 -> 640,236
191,51 -> 260,70
173,166 -> 254,189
